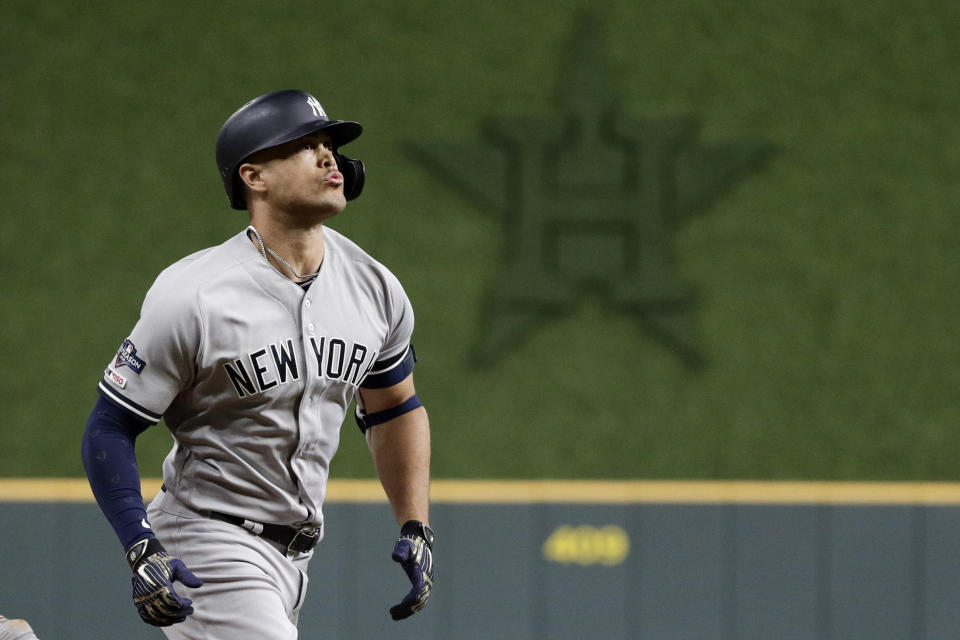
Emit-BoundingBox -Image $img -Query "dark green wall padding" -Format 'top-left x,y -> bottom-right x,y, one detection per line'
1,1 -> 958,479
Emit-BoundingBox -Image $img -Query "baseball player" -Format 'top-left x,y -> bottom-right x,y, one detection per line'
81,89 -> 434,638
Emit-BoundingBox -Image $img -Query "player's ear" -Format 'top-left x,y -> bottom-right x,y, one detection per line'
237,162 -> 267,197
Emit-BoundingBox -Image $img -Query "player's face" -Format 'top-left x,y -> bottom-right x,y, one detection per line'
249,132 -> 347,218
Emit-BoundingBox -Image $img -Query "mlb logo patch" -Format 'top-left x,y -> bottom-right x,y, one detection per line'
106,367 -> 128,389
114,339 -> 146,374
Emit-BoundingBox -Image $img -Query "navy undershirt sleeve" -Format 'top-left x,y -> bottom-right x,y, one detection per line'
360,345 -> 416,389
81,392 -> 156,550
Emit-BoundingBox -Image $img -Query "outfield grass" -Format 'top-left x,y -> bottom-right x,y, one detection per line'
1,1 -> 958,479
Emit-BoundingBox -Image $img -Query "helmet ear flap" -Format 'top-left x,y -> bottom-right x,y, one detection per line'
334,151 -> 365,201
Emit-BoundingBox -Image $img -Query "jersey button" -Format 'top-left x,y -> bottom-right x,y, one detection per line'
304,299 -> 312,307
308,323 -> 315,332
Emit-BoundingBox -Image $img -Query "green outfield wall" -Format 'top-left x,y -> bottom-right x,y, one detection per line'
1,2 -> 958,482
3,481 -> 960,639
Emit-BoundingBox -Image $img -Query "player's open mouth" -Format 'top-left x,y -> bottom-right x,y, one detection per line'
324,172 -> 344,186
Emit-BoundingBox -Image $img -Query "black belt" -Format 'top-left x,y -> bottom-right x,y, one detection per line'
209,511 -> 320,555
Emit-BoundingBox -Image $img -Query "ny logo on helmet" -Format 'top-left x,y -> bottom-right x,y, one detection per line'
306,96 -> 326,119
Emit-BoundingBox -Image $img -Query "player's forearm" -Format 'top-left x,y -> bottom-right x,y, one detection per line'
369,407 -> 431,525
81,395 -> 154,549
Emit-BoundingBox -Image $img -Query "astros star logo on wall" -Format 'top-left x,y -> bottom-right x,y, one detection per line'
409,14 -> 773,367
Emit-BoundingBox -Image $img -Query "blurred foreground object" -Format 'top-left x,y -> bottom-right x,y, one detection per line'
0,616 -> 38,640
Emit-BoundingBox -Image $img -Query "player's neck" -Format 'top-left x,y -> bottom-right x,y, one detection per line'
247,216 -> 326,282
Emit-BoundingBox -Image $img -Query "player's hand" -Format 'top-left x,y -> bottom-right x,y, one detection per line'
126,537 -> 204,627
389,520 -> 435,620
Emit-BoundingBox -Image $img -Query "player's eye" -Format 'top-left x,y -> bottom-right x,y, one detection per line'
302,140 -> 333,151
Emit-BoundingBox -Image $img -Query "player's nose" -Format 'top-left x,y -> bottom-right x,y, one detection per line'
317,144 -> 336,168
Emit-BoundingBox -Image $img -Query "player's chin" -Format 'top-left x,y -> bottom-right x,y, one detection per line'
326,190 -> 347,213
319,181 -> 347,203
310,191 -> 347,218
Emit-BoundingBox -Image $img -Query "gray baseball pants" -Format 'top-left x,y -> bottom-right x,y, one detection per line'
147,490 -> 312,640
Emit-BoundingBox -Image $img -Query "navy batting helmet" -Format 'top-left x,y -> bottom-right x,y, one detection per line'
215,89 -> 365,209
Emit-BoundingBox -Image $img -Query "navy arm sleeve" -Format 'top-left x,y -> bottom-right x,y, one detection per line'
81,392 -> 156,550
359,345 -> 416,389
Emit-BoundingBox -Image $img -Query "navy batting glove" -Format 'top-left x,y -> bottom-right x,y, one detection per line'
126,537 -> 204,627
390,520 -> 435,620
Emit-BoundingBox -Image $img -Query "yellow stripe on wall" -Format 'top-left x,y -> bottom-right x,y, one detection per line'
4,479 -> 960,505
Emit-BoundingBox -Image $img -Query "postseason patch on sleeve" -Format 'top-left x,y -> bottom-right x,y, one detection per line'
113,338 -> 147,375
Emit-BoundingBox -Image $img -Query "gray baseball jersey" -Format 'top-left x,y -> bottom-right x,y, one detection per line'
98,226 -> 414,538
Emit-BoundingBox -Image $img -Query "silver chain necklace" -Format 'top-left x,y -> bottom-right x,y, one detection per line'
247,225 -> 321,281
